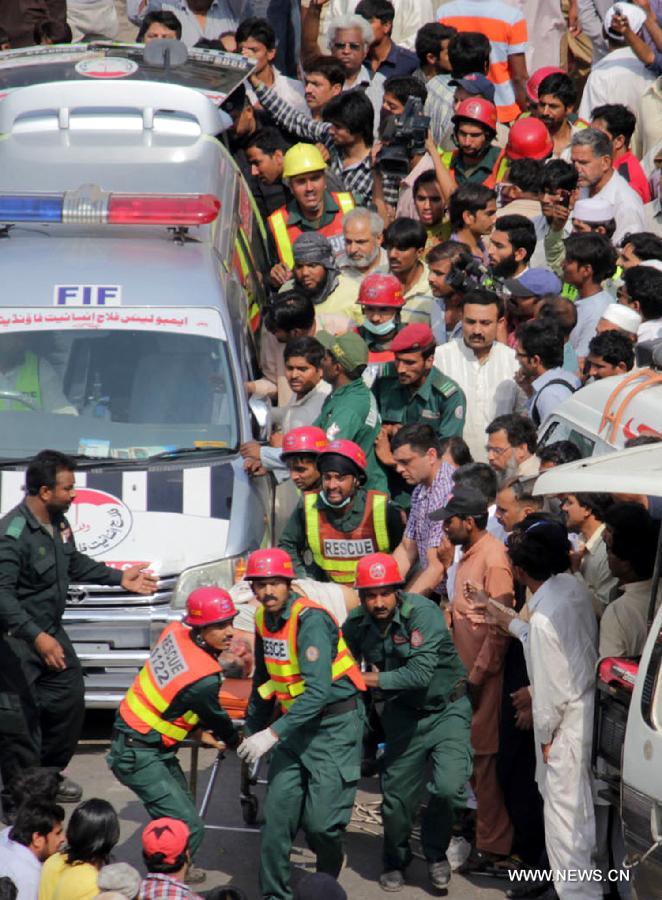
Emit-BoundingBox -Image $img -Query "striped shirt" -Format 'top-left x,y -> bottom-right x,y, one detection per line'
437,0 -> 527,123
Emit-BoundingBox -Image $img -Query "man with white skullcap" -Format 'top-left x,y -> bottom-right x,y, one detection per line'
597,303 -> 642,340
571,198 -> 617,241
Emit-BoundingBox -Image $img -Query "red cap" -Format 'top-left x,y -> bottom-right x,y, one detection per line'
318,438 -> 367,475
281,426 -> 328,458
357,273 -> 405,308
355,553 -> 404,590
142,818 -> 189,863
452,97 -> 497,133
245,548 -> 295,580
184,587 -> 237,627
390,323 -> 435,354
526,66 -> 564,104
506,117 -> 553,161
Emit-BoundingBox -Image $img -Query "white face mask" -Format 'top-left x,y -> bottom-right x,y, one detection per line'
320,490 -> 352,508
362,317 -> 396,336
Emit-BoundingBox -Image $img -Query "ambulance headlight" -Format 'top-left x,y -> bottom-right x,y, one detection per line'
171,555 -> 246,608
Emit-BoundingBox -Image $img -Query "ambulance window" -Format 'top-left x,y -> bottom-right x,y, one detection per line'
567,430 -> 595,458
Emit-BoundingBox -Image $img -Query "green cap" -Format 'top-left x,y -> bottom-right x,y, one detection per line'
317,330 -> 368,374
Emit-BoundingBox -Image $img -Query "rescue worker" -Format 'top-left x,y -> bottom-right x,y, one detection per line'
279,439 -> 404,584
356,272 -> 406,371
107,587 -> 240,883
373,323 -> 466,441
343,553 -> 472,893
0,449 -> 157,819
314,329 -> 389,492
0,333 -> 76,415
499,118 -> 554,183
432,98 -> 506,200
267,143 -> 355,286
280,425 -> 328,493
237,548 -> 366,900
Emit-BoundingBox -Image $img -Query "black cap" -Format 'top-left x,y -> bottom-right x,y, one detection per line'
429,485 -> 489,521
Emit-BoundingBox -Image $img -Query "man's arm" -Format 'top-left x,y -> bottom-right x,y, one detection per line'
386,502 -> 406,549
179,674 -> 237,745
507,53 -> 529,114
301,0 -> 325,60
251,79 -> 331,146
0,535 -> 39,642
392,539 -> 417,583
405,547 -> 446,596
377,603 -> 443,691
245,634 -> 275,735
66,550 -> 124,587
269,609 -> 335,740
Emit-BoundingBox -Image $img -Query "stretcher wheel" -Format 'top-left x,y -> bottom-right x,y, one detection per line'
241,794 -> 259,825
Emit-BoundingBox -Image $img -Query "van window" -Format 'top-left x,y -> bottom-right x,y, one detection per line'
0,324 -> 238,460
537,420 -> 596,458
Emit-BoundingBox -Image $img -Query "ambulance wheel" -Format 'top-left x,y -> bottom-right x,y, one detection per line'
241,795 -> 258,825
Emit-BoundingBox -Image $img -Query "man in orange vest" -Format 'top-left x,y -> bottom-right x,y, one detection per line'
267,143 -> 355,289
237,547 -> 365,900
107,587 -> 240,885
278,439 -> 404,585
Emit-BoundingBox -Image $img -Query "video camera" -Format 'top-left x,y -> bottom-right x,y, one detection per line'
376,97 -> 430,177
445,252 -> 508,295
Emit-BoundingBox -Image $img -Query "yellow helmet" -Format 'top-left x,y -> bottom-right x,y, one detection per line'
282,143 -> 327,179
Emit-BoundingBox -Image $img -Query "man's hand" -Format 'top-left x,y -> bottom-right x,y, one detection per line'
436,535 -> 454,570
269,263 -> 293,289
240,441 -> 261,461
363,671 -> 380,688
567,0 -> 582,35
542,740 -> 553,763
244,458 -> 268,478
511,687 -> 533,730
514,368 -> 534,397
121,563 -> 158,595
34,632 -> 67,671
375,427 -> 396,466
237,728 -> 279,765
548,198 -> 572,232
486,598 -> 518,635
569,544 -> 586,573
269,433 -> 284,448
198,730 -> 227,751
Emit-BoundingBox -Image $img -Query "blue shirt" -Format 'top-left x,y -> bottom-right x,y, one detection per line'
375,41 -> 419,78
529,367 -> 581,425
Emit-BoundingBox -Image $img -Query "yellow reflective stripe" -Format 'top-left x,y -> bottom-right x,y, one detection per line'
269,210 -> 294,269
0,352 -> 41,412
124,689 -> 189,742
182,710 -> 200,726
289,681 -> 306,697
139,667 -> 168,713
258,680 -> 277,699
372,494 -> 390,552
440,150 -> 454,170
303,496 -> 358,576
336,192 -> 355,214
496,156 -> 510,183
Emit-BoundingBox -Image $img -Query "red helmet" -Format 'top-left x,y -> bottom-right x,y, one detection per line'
281,426 -> 328,459
357,274 -> 405,308
506,118 -> 553,161
355,553 -> 404,590
526,66 -> 564,104
452,97 -> 497,134
317,439 -> 367,482
245,548 -> 295,580
184,586 -> 237,627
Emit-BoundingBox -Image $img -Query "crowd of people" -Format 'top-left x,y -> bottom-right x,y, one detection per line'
0,0 -> 662,899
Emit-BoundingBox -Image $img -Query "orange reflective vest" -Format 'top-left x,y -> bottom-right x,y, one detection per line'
267,192 -> 355,269
119,621 -> 220,748
303,490 -> 390,584
440,148 -> 506,190
255,596 -> 365,711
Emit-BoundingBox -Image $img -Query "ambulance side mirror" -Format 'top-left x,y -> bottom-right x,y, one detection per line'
249,395 -> 272,441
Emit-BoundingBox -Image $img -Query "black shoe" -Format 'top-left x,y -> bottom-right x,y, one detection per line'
184,866 -> 207,885
428,859 -> 451,889
379,870 -> 404,892
56,776 -> 82,803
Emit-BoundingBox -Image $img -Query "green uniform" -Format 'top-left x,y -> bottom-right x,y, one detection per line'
373,367 -> 466,439
451,144 -> 503,185
343,592 -> 473,872
0,501 -> 123,806
278,488 -> 405,581
246,593 -> 364,900
313,378 -> 388,492
107,670 -> 236,857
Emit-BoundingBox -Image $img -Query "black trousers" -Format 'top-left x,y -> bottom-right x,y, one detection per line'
0,627 -> 84,792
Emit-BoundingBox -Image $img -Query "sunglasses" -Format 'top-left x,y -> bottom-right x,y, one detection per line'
334,41 -> 362,50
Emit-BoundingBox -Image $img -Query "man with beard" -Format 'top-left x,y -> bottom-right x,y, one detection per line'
485,414 -> 539,485
280,233 -> 362,325
339,208 -> 388,282
536,72 -> 585,160
434,290 -> 521,461
487,214 -> 536,280
0,450 -> 157,819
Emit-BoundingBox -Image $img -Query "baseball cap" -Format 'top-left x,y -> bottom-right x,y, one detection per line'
316,330 -> 368,373
449,73 -> 496,104
429,485 -> 489,521
142,817 -> 190,864
504,268 -> 562,298
599,303 -> 642,335
390,323 -> 435,353
572,197 -> 615,223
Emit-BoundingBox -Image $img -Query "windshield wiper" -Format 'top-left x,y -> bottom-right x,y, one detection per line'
147,445 -> 236,461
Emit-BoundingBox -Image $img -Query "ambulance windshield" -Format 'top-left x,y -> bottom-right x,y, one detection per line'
0,309 -> 238,460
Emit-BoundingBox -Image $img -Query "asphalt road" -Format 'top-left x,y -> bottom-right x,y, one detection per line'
74,711 -> 506,899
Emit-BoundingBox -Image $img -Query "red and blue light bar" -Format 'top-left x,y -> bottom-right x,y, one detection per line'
0,185 -> 220,226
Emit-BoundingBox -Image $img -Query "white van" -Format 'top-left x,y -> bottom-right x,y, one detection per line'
535,445 -> 662,897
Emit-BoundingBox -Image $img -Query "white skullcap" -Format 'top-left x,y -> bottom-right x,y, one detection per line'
572,197 -> 616,223
604,4 -> 647,39
600,303 -> 642,335
641,258 -> 662,273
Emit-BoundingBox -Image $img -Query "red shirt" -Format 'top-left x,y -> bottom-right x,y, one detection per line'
614,150 -> 652,204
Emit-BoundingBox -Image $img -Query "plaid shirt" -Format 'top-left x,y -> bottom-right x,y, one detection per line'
252,82 -> 374,203
404,462 -> 455,586
138,873 -> 203,900
425,73 -> 455,149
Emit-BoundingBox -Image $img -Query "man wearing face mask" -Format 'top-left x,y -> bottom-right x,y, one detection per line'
279,439 -> 404,584
279,233 -> 362,325
145,0 -> 241,48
